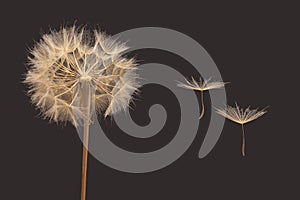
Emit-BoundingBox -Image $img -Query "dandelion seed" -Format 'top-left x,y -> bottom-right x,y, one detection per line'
24,25 -> 140,200
177,77 -> 227,119
215,103 -> 267,157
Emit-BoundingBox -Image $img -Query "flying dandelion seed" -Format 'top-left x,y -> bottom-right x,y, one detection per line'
24,25 -> 140,200
177,77 -> 227,119
215,103 -> 267,157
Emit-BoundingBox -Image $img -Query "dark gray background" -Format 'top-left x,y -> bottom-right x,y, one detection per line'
2,1 -> 299,199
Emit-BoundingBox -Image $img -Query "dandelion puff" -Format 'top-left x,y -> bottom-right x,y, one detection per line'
24,25 -> 140,200
177,77 -> 227,119
215,103 -> 267,157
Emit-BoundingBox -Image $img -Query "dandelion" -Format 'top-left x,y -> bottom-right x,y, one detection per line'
24,26 -> 140,200
177,77 -> 226,119
215,103 -> 267,157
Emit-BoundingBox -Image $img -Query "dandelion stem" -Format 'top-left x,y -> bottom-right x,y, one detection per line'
81,118 -> 89,200
241,123 -> 245,157
80,81 -> 91,200
199,90 -> 205,119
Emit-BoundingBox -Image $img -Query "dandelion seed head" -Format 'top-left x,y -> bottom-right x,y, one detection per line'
24,26 -> 140,127
215,103 -> 267,125
177,77 -> 226,91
